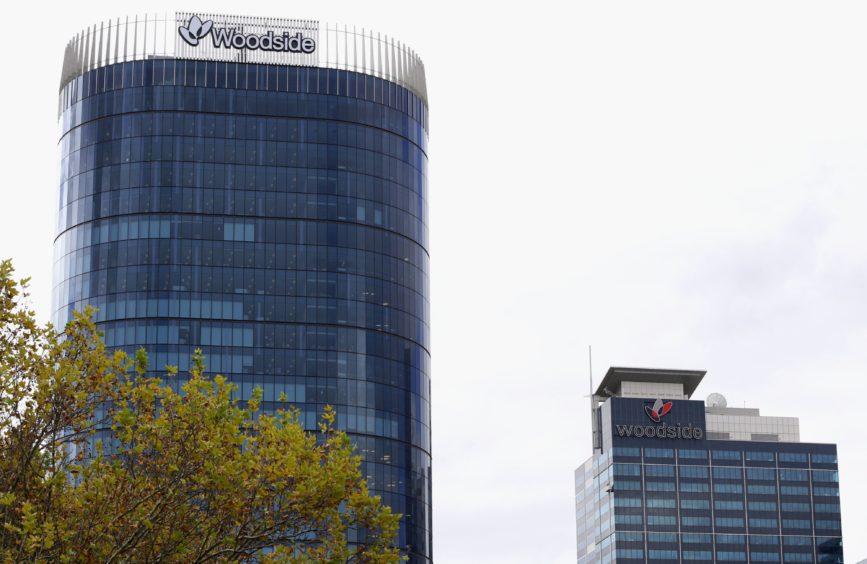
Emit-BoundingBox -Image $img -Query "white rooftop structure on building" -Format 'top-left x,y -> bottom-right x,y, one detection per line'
593,366 -> 800,443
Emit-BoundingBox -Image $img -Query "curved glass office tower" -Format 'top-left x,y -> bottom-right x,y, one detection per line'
54,13 -> 430,562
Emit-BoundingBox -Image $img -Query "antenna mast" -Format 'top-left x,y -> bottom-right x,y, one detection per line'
588,345 -> 597,451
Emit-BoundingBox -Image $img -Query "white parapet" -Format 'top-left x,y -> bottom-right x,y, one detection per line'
705,407 -> 801,443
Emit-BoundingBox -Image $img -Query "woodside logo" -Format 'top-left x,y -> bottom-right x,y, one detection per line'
645,398 -> 672,422
615,399 -> 705,440
178,16 -> 213,46
179,15 -> 316,54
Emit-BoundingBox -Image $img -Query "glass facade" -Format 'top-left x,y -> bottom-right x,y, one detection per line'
576,445 -> 843,563
54,59 -> 431,562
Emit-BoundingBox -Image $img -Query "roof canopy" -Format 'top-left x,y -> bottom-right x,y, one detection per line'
595,366 -> 706,399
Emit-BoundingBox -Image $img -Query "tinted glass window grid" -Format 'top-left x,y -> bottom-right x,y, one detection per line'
61,61 -> 430,132
57,58 -> 433,561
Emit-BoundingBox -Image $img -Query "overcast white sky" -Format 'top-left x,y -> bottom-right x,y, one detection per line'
1,1 -> 866,561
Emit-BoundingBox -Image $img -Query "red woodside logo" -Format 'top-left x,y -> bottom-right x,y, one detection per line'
645,398 -> 673,423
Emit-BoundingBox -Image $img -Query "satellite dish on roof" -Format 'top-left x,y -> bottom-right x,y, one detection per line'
706,393 -> 727,408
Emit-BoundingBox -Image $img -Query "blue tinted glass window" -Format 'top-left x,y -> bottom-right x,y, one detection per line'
783,554 -> 812,562
782,519 -> 811,529
615,480 -> 642,491
713,467 -> 742,480
746,467 -> 775,480
680,466 -> 709,478
750,551 -> 780,562
615,515 -> 644,525
781,485 -> 809,495
812,470 -> 839,482
714,483 -> 743,494
646,481 -> 676,492
645,465 -> 675,477
715,500 -> 743,511
614,463 -> 641,476
681,499 -> 710,510
813,486 -> 840,497
647,515 -> 677,526
682,516 -> 711,526
615,497 -> 642,508
649,550 -> 678,559
779,469 -> 808,481
749,518 -> 778,528
748,484 -> 777,495
750,537 -> 780,548
680,482 -> 709,493
715,517 -> 745,527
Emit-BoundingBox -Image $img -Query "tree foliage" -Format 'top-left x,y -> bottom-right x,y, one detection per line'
0,260 -> 401,563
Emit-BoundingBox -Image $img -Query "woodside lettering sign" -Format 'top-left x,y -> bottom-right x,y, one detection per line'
615,422 -> 705,440
615,398 -> 705,440
179,15 -> 316,54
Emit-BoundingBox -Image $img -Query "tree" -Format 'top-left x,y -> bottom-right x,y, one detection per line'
0,260 -> 401,563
